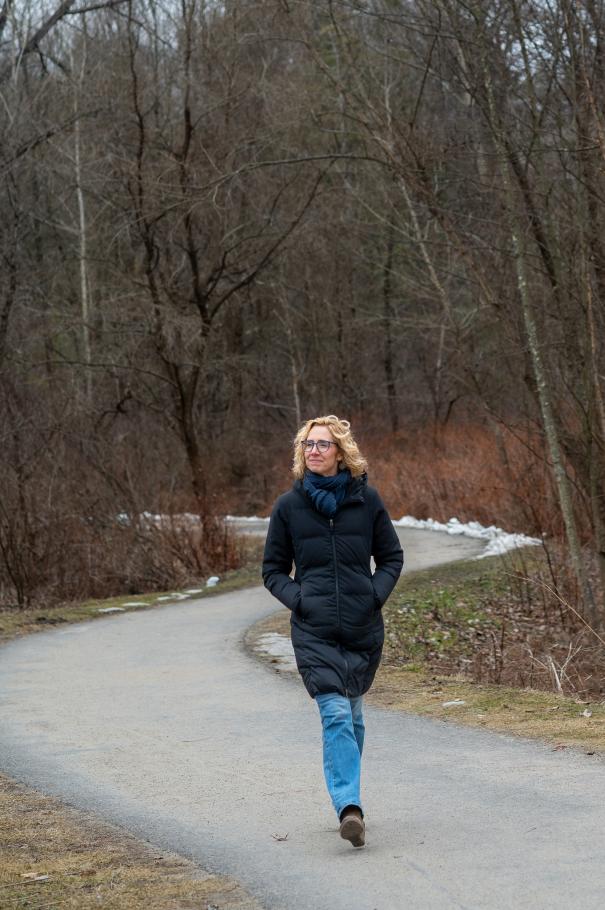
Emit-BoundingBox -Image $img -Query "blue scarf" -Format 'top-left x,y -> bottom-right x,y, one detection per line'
303,468 -> 352,517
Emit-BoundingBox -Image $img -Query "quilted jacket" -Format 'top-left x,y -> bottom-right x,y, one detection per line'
262,473 -> 404,698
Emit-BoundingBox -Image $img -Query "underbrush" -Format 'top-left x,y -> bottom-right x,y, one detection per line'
383,547 -> 605,700
0,536 -> 264,642
366,421 -> 556,537
0,510 -> 242,609
234,421 -> 556,538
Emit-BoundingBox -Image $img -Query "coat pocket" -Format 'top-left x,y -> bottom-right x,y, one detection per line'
371,578 -> 382,609
292,586 -> 303,616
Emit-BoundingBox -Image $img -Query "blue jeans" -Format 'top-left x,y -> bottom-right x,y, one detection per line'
315,693 -> 365,819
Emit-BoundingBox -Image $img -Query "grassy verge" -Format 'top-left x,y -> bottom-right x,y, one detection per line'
368,668 -> 605,753
0,536 -> 265,909
248,551 -> 605,754
0,773 -> 261,910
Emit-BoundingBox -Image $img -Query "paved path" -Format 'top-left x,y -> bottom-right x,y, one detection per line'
1,529 -> 604,909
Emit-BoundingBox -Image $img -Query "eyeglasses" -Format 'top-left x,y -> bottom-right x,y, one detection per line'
301,439 -> 338,453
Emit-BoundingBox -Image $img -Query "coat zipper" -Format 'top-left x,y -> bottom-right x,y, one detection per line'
329,518 -> 340,626
343,652 -> 350,698
330,517 -> 348,695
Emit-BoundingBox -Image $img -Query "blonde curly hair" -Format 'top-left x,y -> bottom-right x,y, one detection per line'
292,415 -> 368,480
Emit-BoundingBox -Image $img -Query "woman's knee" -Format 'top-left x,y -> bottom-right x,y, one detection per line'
316,693 -> 351,725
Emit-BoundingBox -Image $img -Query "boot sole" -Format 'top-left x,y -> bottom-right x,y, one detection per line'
340,815 -> 365,847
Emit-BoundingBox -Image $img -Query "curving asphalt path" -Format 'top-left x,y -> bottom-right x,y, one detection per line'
1,528 -> 604,910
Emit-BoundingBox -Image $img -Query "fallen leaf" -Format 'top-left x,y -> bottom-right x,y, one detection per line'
271,832 -> 289,841
21,873 -> 50,882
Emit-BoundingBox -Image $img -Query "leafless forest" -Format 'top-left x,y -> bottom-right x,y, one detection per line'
1,0 -> 604,625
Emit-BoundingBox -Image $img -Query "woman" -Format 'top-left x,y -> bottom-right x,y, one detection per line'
262,415 -> 404,848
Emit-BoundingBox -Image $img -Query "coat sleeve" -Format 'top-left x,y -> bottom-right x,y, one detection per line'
371,492 -> 404,607
262,498 -> 302,612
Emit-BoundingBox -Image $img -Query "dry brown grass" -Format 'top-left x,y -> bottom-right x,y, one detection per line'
369,667 -> 605,753
258,419 -> 565,543
0,773 -> 261,910
366,421 -> 555,537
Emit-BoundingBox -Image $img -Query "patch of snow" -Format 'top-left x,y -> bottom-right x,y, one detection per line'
442,699 -> 466,707
206,576 -> 220,587
154,593 -> 190,602
225,515 -> 269,522
122,601 -> 148,607
118,512 -> 272,531
184,588 -> 203,594
97,607 -> 125,614
117,512 -> 201,529
255,632 -> 297,672
394,515 -> 541,558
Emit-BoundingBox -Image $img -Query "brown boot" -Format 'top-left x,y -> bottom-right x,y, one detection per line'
339,806 -> 365,848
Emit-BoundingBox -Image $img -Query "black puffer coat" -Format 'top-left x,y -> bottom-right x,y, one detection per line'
262,473 -> 404,698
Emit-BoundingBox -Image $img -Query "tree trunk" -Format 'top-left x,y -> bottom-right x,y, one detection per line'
382,222 -> 398,433
476,29 -> 600,625
71,44 -> 93,406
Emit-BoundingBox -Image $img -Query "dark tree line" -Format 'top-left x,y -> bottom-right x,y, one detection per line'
1,0 -> 604,622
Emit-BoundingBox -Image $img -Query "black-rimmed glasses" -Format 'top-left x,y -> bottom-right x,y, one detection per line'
301,439 -> 338,453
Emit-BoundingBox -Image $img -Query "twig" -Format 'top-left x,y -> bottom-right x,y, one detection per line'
503,572 -> 605,648
525,641 -> 582,694
0,878 -> 50,890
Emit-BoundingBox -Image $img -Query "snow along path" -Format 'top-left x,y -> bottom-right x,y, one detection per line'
1,528 -> 604,910
227,513 -> 543,560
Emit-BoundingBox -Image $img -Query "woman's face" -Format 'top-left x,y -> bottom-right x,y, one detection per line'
304,425 -> 342,477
